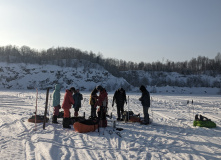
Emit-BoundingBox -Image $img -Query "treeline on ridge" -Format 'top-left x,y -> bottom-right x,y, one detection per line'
0,45 -> 221,77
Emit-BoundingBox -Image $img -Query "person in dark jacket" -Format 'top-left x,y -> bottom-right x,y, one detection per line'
89,88 -> 98,118
52,84 -> 61,124
139,85 -> 150,125
62,87 -> 75,128
73,89 -> 83,117
112,88 -> 127,121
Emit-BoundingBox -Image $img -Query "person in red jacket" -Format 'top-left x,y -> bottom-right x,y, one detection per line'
62,87 -> 75,128
95,85 -> 108,120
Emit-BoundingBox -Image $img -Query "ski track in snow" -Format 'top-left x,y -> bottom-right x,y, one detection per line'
0,90 -> 221,160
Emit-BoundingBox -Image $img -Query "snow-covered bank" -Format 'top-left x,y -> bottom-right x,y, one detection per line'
146,86 -> 220,95
0,90 -> 221,160
1,62 -> 220,94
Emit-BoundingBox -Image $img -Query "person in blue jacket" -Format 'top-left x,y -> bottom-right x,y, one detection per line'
52,84 -> 61,123
73,89 -> 83,117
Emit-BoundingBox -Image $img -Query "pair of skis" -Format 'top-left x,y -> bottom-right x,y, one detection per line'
104,112 -> 123,138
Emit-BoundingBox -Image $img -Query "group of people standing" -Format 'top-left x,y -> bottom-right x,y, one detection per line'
52,86 -> 82,128
51,84 -> 151,129
111,85 -> 150,125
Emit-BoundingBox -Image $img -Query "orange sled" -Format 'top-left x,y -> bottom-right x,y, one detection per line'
74,119 -> 99,133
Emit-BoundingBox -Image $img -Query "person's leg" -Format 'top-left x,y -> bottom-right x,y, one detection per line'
120,105 -> 124,120
117,105 -> 121,120
63,109 -> 70,118
74,107 -> 79,117
91,105 -> 94,117
63,109 -> 71,128
54,106 -> 59,116
143,106 -> 149,124
93,107 -> 97,117
52,106 -> 59,123
92,106 -> 96,117
100,106 -> 104,119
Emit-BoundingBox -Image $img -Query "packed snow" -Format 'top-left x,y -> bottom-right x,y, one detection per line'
0,90 -> 221,160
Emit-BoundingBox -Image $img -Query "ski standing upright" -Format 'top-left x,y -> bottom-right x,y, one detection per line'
34,88 -> 38,131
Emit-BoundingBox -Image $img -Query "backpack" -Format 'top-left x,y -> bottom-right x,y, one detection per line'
122,111 -> 134,121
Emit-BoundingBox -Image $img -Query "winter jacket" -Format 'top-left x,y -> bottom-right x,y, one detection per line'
113,88 -> 127,106
89,89 -> 98,105
73,92 -> 83,108
62,89 -> 75,110
139,90 -> 150,107
52,84 -> 61,107
95,89 -> 108,107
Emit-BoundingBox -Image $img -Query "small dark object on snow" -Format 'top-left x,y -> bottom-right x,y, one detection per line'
195,114 -> 211,121
116,128 -> 123,131
140,121 -> 150,125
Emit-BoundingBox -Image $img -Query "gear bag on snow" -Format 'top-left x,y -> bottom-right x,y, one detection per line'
122,111 -> 141,122
122,111 -> 134,121
28,115 -> 49,123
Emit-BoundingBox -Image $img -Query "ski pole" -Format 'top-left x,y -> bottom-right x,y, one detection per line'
48,94 -> 52,120
43,88 -> 49,130
128,96 -> 129,122
187,100 -> 190,121
151,97 -> 153,123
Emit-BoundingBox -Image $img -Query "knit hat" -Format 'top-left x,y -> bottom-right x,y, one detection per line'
69,87 -> 75,92
96,85 -> 103,91
139,85 -> 146,92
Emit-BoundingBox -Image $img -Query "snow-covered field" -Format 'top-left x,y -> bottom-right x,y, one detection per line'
0,90 -> 221,160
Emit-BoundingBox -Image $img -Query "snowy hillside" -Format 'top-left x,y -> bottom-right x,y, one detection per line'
122,70 -> 221,89
0,61 -> 220,94
0,61 -> 131,91
0,90 -> 221,160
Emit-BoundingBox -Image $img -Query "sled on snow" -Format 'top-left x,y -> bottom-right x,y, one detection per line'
28,115 -> 49,123
122,111 -> 141,122
193,114 -> 216,128
74,118 -> 99,133
69,116 -> 86,125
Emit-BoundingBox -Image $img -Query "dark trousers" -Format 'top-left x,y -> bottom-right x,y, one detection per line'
91,105 -> 96,117
117,104 -> 124,119
98,106 -> 106,120
143,106 -> 150,123
74,106 -> 80,117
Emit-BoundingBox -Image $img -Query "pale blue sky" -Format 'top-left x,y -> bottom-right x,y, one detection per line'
0,0 -> 221,63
